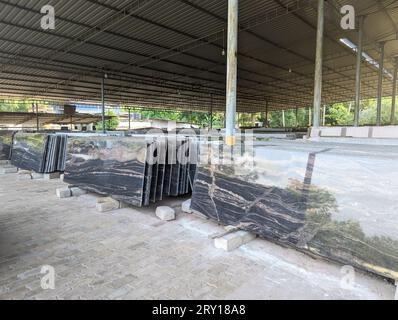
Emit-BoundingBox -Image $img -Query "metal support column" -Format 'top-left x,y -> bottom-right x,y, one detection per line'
209,94 -> 213,129
391,57 -> 398,125
225,0 -> 238,146
265,100 -> 269,128
296,107 -> 299,127
101,73 -> 106,133
377,42 -> 385,126
128,108 -> 131,131
312,0 -> 324,128
354,16 -> 364,127
35,103 -> 39,132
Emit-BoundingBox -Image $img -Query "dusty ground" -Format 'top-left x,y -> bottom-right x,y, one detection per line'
0,170 -> 396,300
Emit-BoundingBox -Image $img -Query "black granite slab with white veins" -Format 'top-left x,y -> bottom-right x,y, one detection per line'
11,132 -> 48,172
10,132 -> 69,173
191,139 -> 398,280
64,136 -> 148,207
0,131 -> 15,160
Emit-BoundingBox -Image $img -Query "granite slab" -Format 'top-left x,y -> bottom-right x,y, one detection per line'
11,133 -> 48,172
191,139 -> 398,280
64,136 -> 148,207
0,131 -> 15,160
10,132 -> 68,173
64,134 -> 196,207
155,139 -> 167,201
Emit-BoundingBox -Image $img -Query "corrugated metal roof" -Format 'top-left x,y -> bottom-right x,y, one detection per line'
0,0 -> 397,113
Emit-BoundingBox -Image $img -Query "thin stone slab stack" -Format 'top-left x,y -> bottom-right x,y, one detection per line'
64,135 -> 198,207
191,139 -> 398,281
55,134 -> 68,171
0,130 -> 15,160
43,134 -> 68,173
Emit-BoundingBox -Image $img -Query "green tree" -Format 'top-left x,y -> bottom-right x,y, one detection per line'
325,103 -> 354,126
123,107 -> 225,129
0,100 -> 30,112
359,97 -> 393,126
96,111 -> 120,131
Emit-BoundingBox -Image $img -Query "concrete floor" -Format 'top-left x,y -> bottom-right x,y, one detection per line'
0,171 -> 396,300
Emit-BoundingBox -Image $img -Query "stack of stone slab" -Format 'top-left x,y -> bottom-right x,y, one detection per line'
10,132 -> 67,173
64,135 -> 198,207
43,134 -> 68,172
191,139 -> 398,281
0,130 -> 15,161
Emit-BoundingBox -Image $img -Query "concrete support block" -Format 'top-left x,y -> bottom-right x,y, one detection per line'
44,172 -> 61,180
0,166 -> 18,174
31,173 -> 44,180
181,199 -> 192,214
96,197 -> 120,213
156,206 -> 176,221
70,187 -> 88,197
56,187 -> 71,199
0,160 -> 10,166
17,171 -> 32,180
214,230 -> 256,252
119,202 -> 130,209
60,174 -> 65,182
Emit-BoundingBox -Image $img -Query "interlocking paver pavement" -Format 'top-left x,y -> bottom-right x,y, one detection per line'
0,173 -> 395,300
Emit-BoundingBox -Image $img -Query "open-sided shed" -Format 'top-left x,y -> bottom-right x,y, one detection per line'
0,1 -> 397,125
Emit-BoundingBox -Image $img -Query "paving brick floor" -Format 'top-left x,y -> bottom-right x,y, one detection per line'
0,172 -> 395,300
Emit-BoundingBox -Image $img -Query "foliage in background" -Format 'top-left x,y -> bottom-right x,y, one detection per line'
2,97 -> 398,129
124,107 -> 225,128
324,97 -> 396,126
260,97 -> 397,128
0,100 -> 30,112
266,109 -> 309,128
96,110 -> 120,131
